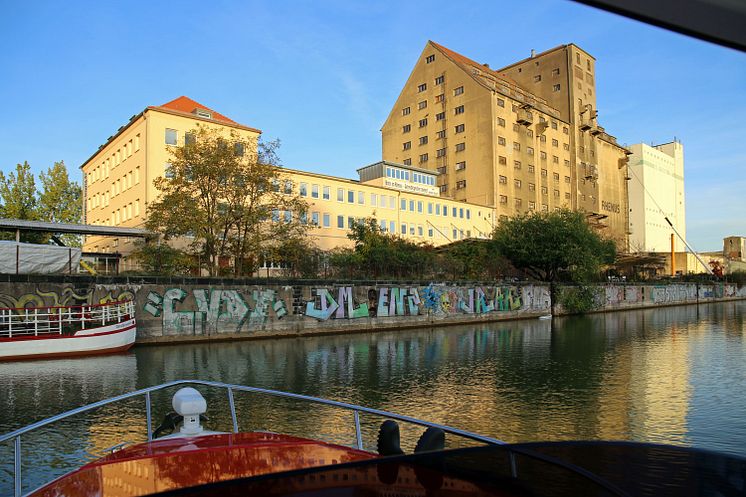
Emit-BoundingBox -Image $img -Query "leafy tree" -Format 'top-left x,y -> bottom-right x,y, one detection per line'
491,209 -> 616,282
130,241 -> 195,275
437,239 -> 512,280
146,126 -> 309,276
0,162 -> 44,242
38,161 -> 82,246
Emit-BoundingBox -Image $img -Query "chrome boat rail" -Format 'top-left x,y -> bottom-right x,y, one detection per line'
0,300 -> 135,338
1,379 -> 507,497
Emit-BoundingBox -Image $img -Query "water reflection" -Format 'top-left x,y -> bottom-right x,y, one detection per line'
1,301 -> 745,494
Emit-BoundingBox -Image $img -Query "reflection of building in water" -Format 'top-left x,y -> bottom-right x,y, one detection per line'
627,322 -> 690,444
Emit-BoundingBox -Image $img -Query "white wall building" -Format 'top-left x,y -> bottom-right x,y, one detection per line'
627,140 -> 686,252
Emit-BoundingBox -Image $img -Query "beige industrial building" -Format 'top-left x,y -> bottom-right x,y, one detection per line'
381,41 -> 630,248
627,141 -> 686,252
80,97 -> 494,262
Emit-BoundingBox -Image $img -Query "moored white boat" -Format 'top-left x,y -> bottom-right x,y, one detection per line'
0,300 -> 136,361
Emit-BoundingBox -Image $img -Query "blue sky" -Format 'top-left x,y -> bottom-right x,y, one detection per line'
1,0 -> 744,250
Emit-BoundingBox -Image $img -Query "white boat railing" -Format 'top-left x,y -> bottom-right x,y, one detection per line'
0,379 -> 507,497
0,300 -> 134,339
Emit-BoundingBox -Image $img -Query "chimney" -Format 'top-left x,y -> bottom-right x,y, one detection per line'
483,63 -> 489,68
530,49 -> 536,58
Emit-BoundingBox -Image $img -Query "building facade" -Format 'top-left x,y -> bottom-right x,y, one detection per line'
381,42 -> 630,248
627,141 -> 686,252
81,97 -> 494,261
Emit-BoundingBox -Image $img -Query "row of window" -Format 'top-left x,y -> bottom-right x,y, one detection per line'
402,86 -> 464,116
87,134 -> 141,185
165,129 -> 246,156
110,200 -> 140,225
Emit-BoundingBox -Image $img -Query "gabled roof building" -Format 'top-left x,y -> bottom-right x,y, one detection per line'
381,41 -> 630,248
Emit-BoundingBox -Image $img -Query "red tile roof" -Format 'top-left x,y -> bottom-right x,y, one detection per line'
153,96 -> 238,124
428,41 -> 520,87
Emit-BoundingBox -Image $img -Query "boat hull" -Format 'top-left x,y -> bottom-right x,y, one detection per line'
0,318 -> 136,360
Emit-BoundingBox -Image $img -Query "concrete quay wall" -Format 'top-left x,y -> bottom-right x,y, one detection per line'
0,276 -> 744,343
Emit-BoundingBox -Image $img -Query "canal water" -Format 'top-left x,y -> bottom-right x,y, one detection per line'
2,300 -> 745,493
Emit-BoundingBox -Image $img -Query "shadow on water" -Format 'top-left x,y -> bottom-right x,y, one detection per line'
1,301 -> 745,494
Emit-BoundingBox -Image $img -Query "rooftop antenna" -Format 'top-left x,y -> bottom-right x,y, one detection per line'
530,49 -> 536,57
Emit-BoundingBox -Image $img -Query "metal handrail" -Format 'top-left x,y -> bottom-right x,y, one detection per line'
0,300 -> 134,338
1,379 -> 506,497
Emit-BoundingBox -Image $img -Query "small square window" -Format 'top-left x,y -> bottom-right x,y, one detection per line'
454,86 -> 464,96
403,141 -> 411,150
165,128 -> 177,145
499,156 -> 507,165
435,93 -> 444,103
534,75 -> 541,82
498,136 -> 506,146
436,129 -> 446,139
426,54 -> 435,63
435,75 -> 444,85
455,142 -> 465,152
418,100 -> 427,110
454,105 -> 464,115
498,117 -> 505,127
418,83 -> 427,92
420,153 -> 429,163
437,148 -> 446,157
552,84 -> 561,92
455,124 -> 464,133
403,124 -> 411,133
436,112 -> 445,121
419,118 -> 428,128
497,98 -> 505,107
402,107 -> 410,116
455,161 -> 466,171
419,136 -> 428,145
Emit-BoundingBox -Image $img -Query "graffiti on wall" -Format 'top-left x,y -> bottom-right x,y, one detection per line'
304,284 -> 545,321
0,286 -> 135,311
143,288 -> 289,334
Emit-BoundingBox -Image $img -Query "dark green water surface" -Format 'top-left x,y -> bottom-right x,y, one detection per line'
2,301 -> 745,493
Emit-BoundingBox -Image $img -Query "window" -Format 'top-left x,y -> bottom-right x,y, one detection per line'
515,198 -> 522,207
417,201 -> 423,213
185,132 -> 195,145
403,124 -> 411,133
497,98 -> 505,107
455,142 -> 465,152
419,136 -> 428,145
435,93 -> 444,103
515,179 -> 522,188
436,129 -> 446,139
347,216 -> 355,227
564,143 -> 570,151
410,200 -> 415,211
311,184 -> 319,198
401,223 -> 407,235
402,106 -> 411,115
552,68 -> 560,76
311,212 -> 319,226
390,221 -> 396,233
534,75 -> 541,82
337,188 -> 344,202
337,215 -> 344,228
554,189 -> 560,197
401,198 -> 407,211
513,142 -> 521,151
428,202 -> 433,214
455,161 -> 466,171
529,182 -> 536,191
498,136 -> 506,146
426,54 -> 435,63
164,163 -> 174,179
284,180 -> 293,194
540,151 -> 547,160
553,155 -> 559,164
323,213 -> 330,227
527,147 -> 534,156
418,100 -> 427,110
564,160 -> 570,167
563,126 -> 569,134
234,143 -> 244,156
553,172 -> 560,181
418,225 -> 424,236
436,112 -> 445,121
358,191 -> 365,204
437,148 -> 446,157
370,193 -> 377,206
565,192 -> 571,199
436,204 -> 441,215
435,75 -> 444,85
452,207 -> 457,217
284,211 -> 293,223
499,175 -> 508,184
540,135 -> 547,143
165,128 -> 177,145
299,183 -> 308,197
565,176 -> 571,183
403,158 -> 412,165
323,186 -> 330,200
454,86 -> 464,96
541,169 -> 548,177
500,195 -> 508,204
418,83 -> 427,92
456,180 -> 466,189
552,139 -> 559,147
389,196 -> 396,209
552,84 -> 561,92
440,185 -> 447,193
348,190 -> 355,203
454,105 -> 464,115
499,156 -> 507,165
498,117 -> 506,127
419,118 -> 428,128
419,153 -> 428,163
514,160 -> 521,169
403,141 -> 411,150
529,201 -> 536,210
455,123 -> 464,133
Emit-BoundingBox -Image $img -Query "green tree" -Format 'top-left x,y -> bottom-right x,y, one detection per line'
38,161 -> 83,246
0,161 -> 44,242
130,241 -> 195,275
491,209 -> 616,282
146,126 -> 309,277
